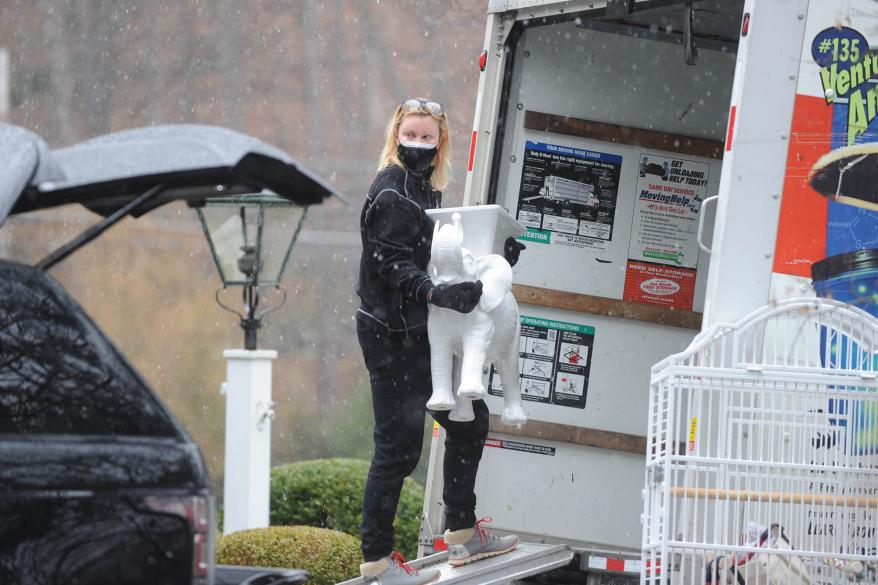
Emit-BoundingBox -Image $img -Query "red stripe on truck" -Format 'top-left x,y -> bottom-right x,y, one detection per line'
468,131 -> 477,171
606,558 -> 625,572
725,106 -> 736,151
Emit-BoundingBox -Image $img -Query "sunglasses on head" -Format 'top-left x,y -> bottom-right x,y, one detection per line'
401,98 -> 443,116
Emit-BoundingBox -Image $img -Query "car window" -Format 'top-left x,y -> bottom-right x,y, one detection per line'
0,260 -> 180,437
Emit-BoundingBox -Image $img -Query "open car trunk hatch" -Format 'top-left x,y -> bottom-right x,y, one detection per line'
0,123 -> 344,227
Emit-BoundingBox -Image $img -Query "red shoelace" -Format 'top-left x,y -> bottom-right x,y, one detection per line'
474,516 -> 494,544
391,550 -> 417,575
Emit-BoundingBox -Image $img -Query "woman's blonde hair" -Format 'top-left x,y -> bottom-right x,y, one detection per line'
376,99 -> 451,191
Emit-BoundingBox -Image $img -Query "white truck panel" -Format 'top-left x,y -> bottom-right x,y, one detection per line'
701,0 -> 808,327
474,436 -> 645,550
463,14 -> 512,207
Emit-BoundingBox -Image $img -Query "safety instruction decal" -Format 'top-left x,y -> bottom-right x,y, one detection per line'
485,437 -> 556,456
489,315 -> 594,409
516,141 -> 623,251
623,153 -> 706,310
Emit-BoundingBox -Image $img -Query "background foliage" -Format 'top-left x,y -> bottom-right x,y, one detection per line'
0,0 -> 486,499
217,525 -> 361,585
270,458 -> 425,559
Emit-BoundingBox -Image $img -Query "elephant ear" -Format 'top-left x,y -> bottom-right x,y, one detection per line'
475,254 -> 513,312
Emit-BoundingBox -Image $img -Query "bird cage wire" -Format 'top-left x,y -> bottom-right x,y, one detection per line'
643,298 -> 878,585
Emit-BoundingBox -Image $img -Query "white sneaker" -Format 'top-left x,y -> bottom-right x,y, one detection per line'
445,517 -> 518,567
361,551 -> 440,585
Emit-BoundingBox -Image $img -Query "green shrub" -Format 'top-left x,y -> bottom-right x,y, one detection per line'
270,458 -> 424,558
217,525 -> 360,585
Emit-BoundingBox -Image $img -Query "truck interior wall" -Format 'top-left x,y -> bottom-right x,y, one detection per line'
494,18 -> 737,313
484,14 -> 740,435
471,7 -> 742,553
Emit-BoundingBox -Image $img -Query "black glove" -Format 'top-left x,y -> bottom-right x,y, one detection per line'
504,237 -> 526,267
428,281 -> 483,313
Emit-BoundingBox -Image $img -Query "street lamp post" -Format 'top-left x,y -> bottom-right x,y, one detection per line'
197,192 -> 307,536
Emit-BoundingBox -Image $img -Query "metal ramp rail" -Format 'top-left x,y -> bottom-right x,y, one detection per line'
337,542 -> 574,585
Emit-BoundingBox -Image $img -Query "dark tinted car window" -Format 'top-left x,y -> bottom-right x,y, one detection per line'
0,260 -> 179,437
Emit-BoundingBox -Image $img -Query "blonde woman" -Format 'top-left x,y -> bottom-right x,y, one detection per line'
356,99 -> 519,584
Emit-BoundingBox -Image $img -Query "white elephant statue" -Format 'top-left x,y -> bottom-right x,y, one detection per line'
426,212 -> 527,426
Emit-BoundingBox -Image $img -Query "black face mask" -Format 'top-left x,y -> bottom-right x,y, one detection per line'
398,142 -> 437,174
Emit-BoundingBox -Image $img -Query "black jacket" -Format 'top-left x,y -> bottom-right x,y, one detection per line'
356,164 -> 441,336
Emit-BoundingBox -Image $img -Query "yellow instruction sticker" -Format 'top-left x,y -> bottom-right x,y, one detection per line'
688,417 -> 697,452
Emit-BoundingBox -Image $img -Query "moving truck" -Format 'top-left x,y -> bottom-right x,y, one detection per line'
388,1 -> 878,584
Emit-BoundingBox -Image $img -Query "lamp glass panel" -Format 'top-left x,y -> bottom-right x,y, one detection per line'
259,205 -> 306,284
200,204 -> 261,285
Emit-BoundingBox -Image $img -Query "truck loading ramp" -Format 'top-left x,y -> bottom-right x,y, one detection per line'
337,542 -> 574,585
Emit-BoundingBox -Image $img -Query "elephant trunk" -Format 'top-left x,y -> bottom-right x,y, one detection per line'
433,222 -> 465,283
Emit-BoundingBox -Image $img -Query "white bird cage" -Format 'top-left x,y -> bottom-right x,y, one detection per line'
643,298 -> 878,585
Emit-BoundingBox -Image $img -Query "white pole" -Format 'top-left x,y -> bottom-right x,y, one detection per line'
221,348 -> 277,536
0,48 -> 9,119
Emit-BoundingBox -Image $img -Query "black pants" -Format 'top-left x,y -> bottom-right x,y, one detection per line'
357,317 -> 490,561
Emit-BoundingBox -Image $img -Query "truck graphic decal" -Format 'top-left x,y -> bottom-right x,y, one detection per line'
516,140 -> 622,251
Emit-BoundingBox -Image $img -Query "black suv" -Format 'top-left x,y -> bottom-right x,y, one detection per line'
0,123 -> 337,584
0,259 -> 216,584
